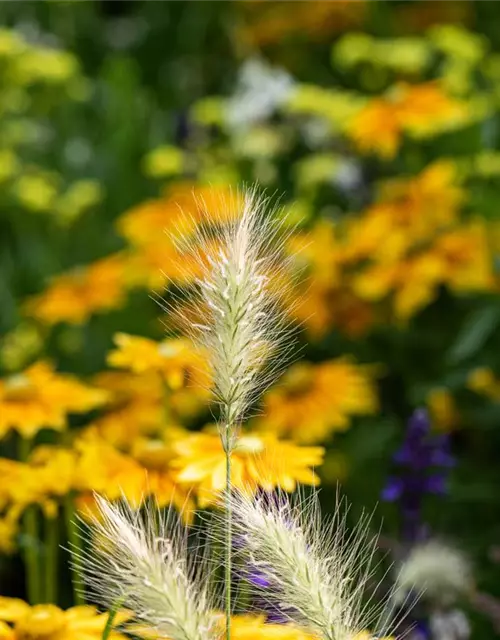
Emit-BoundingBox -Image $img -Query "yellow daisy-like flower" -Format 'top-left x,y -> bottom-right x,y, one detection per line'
172,430 -> 324,508
75,430 -> 195,523
91,370 -> 166,447
219,613 -> 315,640
24,253 -> 129,326
134,613 -> 315,640
0,361 -> 107,439
257,359 -> 379,444
107,333 -> 211,392
0,598 -> 128,640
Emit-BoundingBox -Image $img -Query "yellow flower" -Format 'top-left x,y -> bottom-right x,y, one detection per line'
257,359 -> 379,444
378,161 -> 464,238
107,333 -> 211,392
0,361 -> 107,439
285,85 -> 365,132
395,81 -> 466,137
0,598 -> 128,640
25,254 -> 129,326
222,614 -> 315,640
117,184 -> 243,248
54,179 -> 103,226
91,370 -> 166,447
13,172 -> 59,213
0,148 -> 19,182
436,221 -> 494,293
467,367 -> 500,401
142,145 -> 185,178
349,82 -> 465,158
172,430 -> 324,507
429,24 -> 487,65
287,221 -> 375,338
1,447 -> 79,518
0,509 -> 20,554
349,98 -> 401,159
0,322 -> 44,372
427,388 -> 460,432
75,430 -> 194,522
134,613 -> 315,640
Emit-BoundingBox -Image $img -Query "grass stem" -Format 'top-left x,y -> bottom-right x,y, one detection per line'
225,430 -> 232,640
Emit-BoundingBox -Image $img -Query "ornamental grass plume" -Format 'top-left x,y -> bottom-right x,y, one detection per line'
225,489 -> 393,640
73,495 -> 217,640
169,187 -> 297,639
171,187 -> 295,450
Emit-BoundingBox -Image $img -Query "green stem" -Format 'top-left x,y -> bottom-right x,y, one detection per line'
23,506 -> 41,605
102,596 -> 126,640
225,431 -> 232,640
44,514 -> 59,603
64,494 -> 85,605
18,435 -> 41,605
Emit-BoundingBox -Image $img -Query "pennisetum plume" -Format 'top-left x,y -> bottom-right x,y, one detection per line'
169,188 -> 297,639
224,489 -> 395,640
72,495 -> 218,640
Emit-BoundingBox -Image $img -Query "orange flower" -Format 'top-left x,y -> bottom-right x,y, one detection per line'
117,184 -> 244,247
239,1 -> 366,47
349,82 -> 465,159
349,99 -> 401,159
396,81 -> 465,136
172,430 -> 324,507
0,362 -> 107,439
436,221 -> 495,293
25,253 -> 129,326
257,359 -> 379,444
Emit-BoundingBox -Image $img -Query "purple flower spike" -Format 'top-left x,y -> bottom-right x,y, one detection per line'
381,408 -> 455,542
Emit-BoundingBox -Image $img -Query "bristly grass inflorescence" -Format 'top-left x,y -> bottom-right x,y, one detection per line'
169,187 -> 297,452
224,489 -> 394,640
167,187 -> 298,640
73,495 -> 218,640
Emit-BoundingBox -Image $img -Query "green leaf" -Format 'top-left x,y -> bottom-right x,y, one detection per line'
448,304 -> 500,364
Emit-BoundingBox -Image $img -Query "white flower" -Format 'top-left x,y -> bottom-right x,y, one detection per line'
226,58 -> 295,130
395,540 -> 472,607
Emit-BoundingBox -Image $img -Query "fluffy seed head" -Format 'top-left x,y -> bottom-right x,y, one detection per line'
395,540 -> 472,607
224,490 -> 391,640
74,495 -> 217,640
170,188 -> 296,449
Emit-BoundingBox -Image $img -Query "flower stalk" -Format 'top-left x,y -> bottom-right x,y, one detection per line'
65,494 -> 85,605
44,513 -> 59,603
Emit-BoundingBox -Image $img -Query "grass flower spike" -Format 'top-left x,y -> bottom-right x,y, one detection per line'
75,495 -> 217,640
174,188 -> 294,451
172,187 -> 296,640
227,490 -> 389,640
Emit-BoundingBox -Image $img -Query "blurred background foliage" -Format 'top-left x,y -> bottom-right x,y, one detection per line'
2,1 -> 500,638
